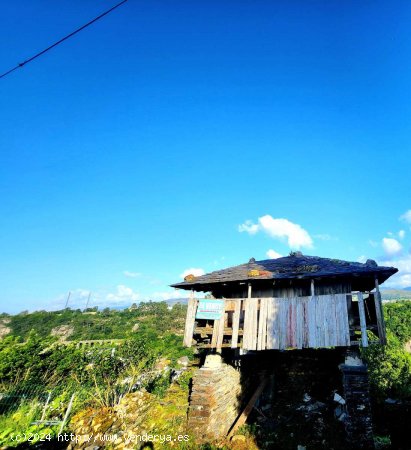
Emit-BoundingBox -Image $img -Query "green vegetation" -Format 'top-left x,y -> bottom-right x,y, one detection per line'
0,301 -> 187,341
384,301 -> 411,344
361,301 -> 411,399
0,300 -> 410,448
0,302 -> 193,448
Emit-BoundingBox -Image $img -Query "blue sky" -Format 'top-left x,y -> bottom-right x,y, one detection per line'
1,1 -> 411,313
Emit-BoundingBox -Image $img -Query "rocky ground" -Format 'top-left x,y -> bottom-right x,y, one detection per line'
0,319 -> 11,339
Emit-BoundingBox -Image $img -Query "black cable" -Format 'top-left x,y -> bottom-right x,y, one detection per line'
0,0 -> 129,79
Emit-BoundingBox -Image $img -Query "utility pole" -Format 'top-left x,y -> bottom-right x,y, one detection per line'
85,292 -> 91,310
64,291 -> 71,309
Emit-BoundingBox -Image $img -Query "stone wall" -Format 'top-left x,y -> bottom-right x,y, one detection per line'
340,356 -> 374,449
188,354 -> 244,440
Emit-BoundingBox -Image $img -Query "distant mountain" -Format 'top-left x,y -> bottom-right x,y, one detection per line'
381,288 -> 411,301
87,298 -> 189,311
403,286 -> 411,291
165,298 -> 188,305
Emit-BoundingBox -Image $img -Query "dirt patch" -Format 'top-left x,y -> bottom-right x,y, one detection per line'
0,320 -> 11,339
51,325 -> 74,341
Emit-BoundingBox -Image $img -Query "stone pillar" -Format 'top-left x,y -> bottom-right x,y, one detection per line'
340,354 -> 374,449
188,354 -> 243,441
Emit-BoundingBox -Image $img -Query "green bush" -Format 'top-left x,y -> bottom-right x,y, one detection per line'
362,331 -> 411,399
384,301 -> 411,344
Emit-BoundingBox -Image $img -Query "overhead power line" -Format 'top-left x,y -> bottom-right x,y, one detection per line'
0,0 -> 129,79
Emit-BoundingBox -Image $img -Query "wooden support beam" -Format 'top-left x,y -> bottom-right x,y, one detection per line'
211,319 -> 220,348
227,375 -> 268,438
242,286 -> 252,350
216,314 -> 225,351
357,292 -> 369,347
231,300 -> 241,348
242,298 -> 250,349
251,298 -> 258,350
257,298 -> 268,350
310,279 -> 315,297
183,295 -> 198,347
195,326 -> 244,336
374,278 -> 387,345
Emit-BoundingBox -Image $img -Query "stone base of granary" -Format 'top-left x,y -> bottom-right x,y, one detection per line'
187,354 -> 244,441
340,354 -> 375,449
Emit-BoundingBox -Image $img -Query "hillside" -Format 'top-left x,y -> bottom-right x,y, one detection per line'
0,301 -> 186,342
0,300 -> 410,449
381,288 -> 411,301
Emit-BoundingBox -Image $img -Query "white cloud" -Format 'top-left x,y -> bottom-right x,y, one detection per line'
394,274 -> 411,288
149,290 -> 188,301
382,237 -> 403,256
124,270 -> 142,278
382,272 -> 411,289
266,249 -> 282,259
358,255 -> 367,263
238,215 -> 313,249
179,268 -> 205,280
398,230 -> 405,239
378,254 -> 411,288
400,210 -> 411,224
380,255 -> 411,274
73,289 -> 90,299
258,215 -> 313,248
238,220 -> 259,234
106,285 -> 139,303
368,240 -> 379,248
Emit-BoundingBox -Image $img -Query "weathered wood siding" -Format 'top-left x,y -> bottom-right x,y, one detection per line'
213,281 -> 351,300
187,293 -> 351,350
247,294 -> 350,350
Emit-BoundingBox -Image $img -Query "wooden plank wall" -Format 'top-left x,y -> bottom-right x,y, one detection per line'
250,294 -> 350,350
186,294 -> 351,350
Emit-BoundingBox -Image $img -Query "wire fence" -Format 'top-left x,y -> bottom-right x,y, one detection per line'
0,384 -> 77,434
0,384 -> 49,415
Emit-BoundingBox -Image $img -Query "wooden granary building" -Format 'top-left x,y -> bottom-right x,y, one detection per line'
173,253 -> 398,447
172,253 -> 397,351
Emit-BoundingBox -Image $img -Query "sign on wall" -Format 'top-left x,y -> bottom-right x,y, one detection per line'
195,299 -> 225,320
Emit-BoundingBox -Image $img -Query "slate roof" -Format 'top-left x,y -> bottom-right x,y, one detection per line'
171,253 -> 398,290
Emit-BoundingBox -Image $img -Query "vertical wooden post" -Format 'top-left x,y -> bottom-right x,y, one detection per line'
310,279 -> 315,296
248,284 -> 258,350
257,298 -> 268,350
374,278 -> 387,345
231,300 -> 241,348
251,298 -> 258,350
357,292 -> 369,347
183,291 -> 197,347
243,284 -> 253,350
59,393 -> 75,435
40,392 -> 51,422
216,313 -> 225,351
211,320 -> 219,348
